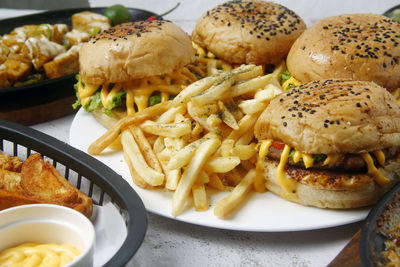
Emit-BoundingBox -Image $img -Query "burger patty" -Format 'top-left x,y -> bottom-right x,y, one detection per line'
266,146 -> 400,172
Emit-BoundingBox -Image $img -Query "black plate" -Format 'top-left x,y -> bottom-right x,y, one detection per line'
360,182 -> 400,266
384,4 -> 400,16
0,7 -> 158,123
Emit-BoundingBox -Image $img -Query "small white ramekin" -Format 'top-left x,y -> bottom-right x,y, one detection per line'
0,204 -> 95,266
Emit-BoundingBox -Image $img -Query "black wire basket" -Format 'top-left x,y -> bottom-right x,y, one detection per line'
0,118 -> 147,266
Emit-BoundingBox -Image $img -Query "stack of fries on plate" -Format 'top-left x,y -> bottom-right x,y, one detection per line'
88,62 -> 286,218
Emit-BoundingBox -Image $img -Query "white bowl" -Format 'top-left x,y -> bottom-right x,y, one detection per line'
0,204 -> 95,267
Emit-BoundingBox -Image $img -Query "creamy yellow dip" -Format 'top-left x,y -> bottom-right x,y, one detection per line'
0,242 -> 81,267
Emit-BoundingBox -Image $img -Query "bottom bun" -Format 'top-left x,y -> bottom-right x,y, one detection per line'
261,155 -> 400,209
91,108 -> 127,129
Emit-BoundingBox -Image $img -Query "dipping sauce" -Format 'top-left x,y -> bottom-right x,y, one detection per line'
0,242 -> 81,267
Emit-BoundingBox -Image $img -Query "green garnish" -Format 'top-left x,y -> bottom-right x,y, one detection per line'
313,154 -> 327,162
280,70 -> 291,85
148,93 -> 162,106
84,91 -> 103,113
89,27 -> 100,35
104,4 -> 130,25
34,24 -> 51,39
285,83 -> 297,90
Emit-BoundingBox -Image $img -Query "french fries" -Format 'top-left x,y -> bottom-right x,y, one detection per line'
172,138 -> 220,216
89,62 -> 287,218
214,169 -> 256,219
121,128 -> 164,186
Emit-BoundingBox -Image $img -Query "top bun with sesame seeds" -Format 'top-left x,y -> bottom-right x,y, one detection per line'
191,0 -> 306,65
79,20 -> 195,84
286,14 -> 400,92
253,79 -> 400,209
255,79 -> 400,155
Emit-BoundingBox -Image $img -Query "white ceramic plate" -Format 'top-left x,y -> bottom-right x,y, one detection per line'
70,108 -> 369,232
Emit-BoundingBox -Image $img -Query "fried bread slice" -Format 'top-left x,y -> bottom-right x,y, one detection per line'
0,153 -> 93,217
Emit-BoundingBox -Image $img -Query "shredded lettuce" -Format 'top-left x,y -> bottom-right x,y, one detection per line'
148,94 -> 162,107
72,74 -> 126,116
313,154 -> 327,163
285,83 -> 297,90
83,91 -> 102,112
280,70 -> 291,84
104,90 -> 126,115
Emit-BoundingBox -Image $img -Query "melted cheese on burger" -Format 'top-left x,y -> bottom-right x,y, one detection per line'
78,67 -> 198,116
276,144 -> 298,197
258,139 -> 390,193
361,152 -> 390,186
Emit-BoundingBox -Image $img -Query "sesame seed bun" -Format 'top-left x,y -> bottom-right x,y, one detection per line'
79,20 -> 196,84
254,79 -> 400,209
191,0 -> 306,65
286,14 -> 400,92
254,80 -> 400,155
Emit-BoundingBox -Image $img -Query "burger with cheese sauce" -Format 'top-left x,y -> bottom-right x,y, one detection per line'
73,19 -> 196,128
254,79 -> 400,209
286,13 -> 400,94
191,0 -> 306,67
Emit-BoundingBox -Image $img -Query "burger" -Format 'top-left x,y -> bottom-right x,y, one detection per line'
286,14 -> 400,93
73,20 -> 196,128
191,0 -> 306,67
254,79 -> 400,209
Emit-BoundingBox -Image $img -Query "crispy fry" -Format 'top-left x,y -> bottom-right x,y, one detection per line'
238,99 -> 268,115
159,159 -> 180,191
235,128 -> 254,146
172,138 -> 221,216
222,74 -> 273,99
88,100 -> 173,155
130,126 -> 162,173
187,101 -> 220,133
167,133 -> 218,170
214,168 -> 256,219
153,136 -> 165,154
123,150 -> 151,189
232,143 -> 257,160
197,171 -> 210,184
215,139 -> 234,157
191,65 -> 261,105
205,156 -> 240,173
208,173 -> 226,191
121,129 -> 164,186
140,119 -> 191,138
218,101 -> 239,129
156,105 -> 186,123
227,113 -> 260,141
172,75 -> 220,106
192,184 -> 208,211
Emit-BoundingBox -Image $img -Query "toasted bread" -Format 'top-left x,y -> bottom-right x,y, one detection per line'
0,153 -> 93,217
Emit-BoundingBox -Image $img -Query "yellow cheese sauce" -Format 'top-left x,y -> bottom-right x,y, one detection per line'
361,152 -> 390,186
0,242 -> 81,267
276,145 -> 297,197
254,140 -> 272,193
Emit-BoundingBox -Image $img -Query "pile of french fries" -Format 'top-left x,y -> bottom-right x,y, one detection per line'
88,62 -> 286,218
